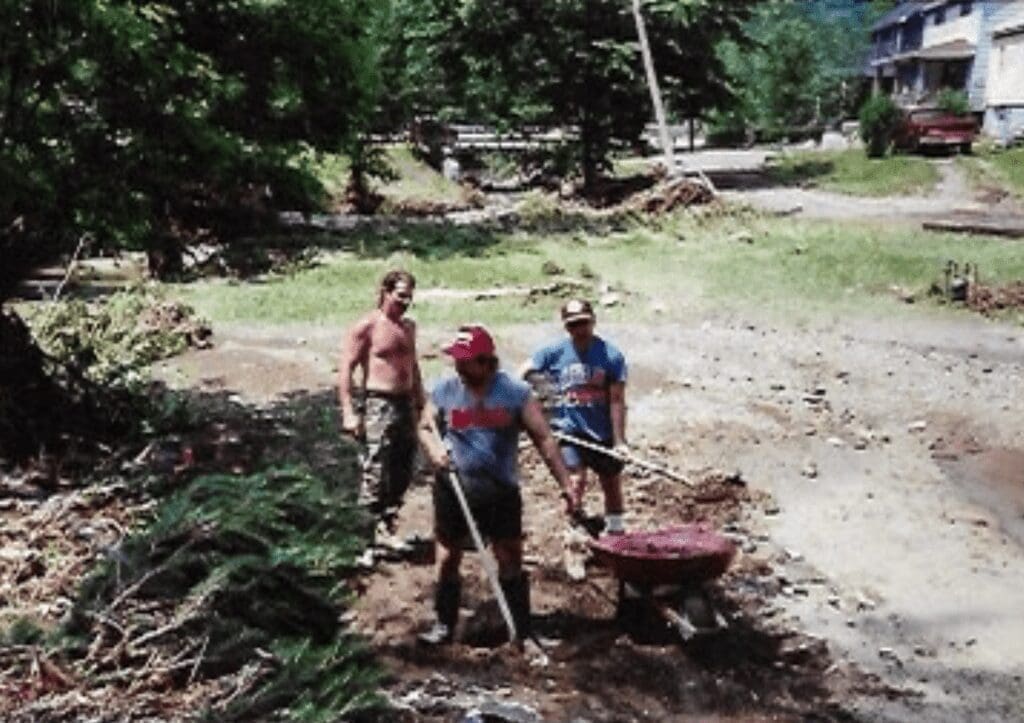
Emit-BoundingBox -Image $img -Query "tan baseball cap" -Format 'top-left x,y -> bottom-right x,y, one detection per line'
561,298 -> 595,324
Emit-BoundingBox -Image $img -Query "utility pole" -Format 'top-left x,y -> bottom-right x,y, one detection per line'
632,0 -> 677,175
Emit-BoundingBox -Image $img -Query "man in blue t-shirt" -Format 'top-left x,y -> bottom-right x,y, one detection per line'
522,298 -> 629,534
417,324 -> 575,645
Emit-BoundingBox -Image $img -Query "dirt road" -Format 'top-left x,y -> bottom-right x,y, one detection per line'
161,302 -> 1024,721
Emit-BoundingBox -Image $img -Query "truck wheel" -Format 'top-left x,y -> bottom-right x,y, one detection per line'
960,143 -> 973,155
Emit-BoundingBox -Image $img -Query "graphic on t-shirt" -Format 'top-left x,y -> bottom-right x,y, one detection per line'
529,337 -> 626,443
560,363 -> 608,407
449,406 -> 514,430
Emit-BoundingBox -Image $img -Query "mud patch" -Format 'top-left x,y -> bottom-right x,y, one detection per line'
351,446 -> 895,721
935,444 -> 1024,547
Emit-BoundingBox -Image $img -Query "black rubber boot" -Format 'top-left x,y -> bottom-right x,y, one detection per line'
418,577 -> 461,646
501,573 -> 531,640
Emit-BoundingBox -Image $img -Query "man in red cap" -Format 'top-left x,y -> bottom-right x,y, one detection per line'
417,324 -> 576,645
521,298 -> 629,534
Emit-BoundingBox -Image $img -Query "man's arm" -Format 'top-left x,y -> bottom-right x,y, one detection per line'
417,400 -> 449,470
521,397 -> 575,514
338,318 -> 371,436
609,381 -> 627,450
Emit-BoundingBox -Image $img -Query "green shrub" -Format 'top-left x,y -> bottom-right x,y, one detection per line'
936,88 -> 971,117
859,94 -> 902,158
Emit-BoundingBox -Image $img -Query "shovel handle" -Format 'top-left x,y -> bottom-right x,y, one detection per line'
446,468 -> 519,643
552,431 -> 692,486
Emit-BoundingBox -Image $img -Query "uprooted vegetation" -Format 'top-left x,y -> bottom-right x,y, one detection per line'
1,288 -> 211,469
1,467 -> 381,722
1,384 -> 385,721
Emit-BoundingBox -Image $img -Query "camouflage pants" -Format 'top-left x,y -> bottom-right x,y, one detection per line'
355,393 -> 417,523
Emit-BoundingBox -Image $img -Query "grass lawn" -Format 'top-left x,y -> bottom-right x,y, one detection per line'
308,144 -> 467,208
958,145 -> 1024,198
178,211 -> 1024,329
767,149 -> 940,197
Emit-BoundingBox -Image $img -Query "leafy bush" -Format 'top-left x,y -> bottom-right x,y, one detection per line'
936,88 -> 971,117
27,287 -> 210,392
859,94 -> 902,158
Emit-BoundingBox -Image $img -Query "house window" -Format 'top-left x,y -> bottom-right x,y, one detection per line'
934,7 -> 945,25
961,2 -> 973,17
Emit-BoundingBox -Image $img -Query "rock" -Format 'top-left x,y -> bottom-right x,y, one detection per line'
878,646 -> 901,663
908,420 -> 927,432
801,462 -> 818,479
826,436 -> 845,447
598,292 -> 621,308
541,260 -> 564,276
856,594 -> 876,611
731,230 -> 755,244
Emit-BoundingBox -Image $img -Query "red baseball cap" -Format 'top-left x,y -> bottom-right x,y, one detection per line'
443,324 -> 496,360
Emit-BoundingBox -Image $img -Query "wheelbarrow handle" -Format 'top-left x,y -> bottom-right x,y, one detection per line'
551,431 -> 692,486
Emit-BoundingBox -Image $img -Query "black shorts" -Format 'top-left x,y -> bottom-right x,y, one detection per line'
560,437 -> 625,477
433,471 -> 523,544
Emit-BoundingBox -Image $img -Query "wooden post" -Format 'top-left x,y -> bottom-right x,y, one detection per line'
632,0 -> 677,175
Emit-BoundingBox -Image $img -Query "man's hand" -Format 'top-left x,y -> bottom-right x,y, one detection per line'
429,448 -> 451,472
613,442 -> 630,459
342,415 -> 365,441
560,489 -> 579,517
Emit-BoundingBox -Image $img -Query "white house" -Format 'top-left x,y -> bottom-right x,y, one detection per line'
985,4 -> 1024,141
868,0 -> 1024,139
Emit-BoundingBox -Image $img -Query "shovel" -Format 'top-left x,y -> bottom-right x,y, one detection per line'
552,430 -> 692,486
445,467 -> 520,643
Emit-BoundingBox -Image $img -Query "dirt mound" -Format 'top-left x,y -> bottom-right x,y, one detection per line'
351,447 -> 890,721
634,177 -> 716,214
967,281 -> 1024,315
137,299 -> 212,349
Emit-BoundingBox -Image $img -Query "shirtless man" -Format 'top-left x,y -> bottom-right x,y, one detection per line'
338,270 -> 424,544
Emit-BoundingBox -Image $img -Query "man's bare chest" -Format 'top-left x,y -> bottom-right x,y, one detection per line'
369,321 -> 412,359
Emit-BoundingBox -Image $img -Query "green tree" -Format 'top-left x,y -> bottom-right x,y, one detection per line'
414,0 -> 753,191
1,0 -> 382,464
1,0 -> 381,298
713,0 -> 879,143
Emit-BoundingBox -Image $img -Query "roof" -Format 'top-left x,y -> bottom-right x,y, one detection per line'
871,2 -> 922,32
914,38 -> 976,60
994,7 -> 1024,38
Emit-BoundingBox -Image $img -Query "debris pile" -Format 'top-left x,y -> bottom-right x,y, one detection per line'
967,281 -> 1024,316
27,287 -> 212,390
1,468 -> 381,722
634,178 -> 716,214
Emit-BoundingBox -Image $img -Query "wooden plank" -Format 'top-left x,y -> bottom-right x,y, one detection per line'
922,216 -> 1024,239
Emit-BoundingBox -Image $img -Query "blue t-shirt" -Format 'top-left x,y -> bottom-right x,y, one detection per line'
530,336 -> 627,443
432,371 -> 532,490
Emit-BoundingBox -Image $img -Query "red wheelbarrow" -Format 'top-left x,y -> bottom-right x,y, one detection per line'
588,522 -> 737,640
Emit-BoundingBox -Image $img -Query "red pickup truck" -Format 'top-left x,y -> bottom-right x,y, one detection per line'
893,108 -> 977,154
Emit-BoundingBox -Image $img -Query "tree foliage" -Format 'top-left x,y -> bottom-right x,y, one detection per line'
712,0 -> 878,142
859,92 -> 902,157
376,0 -> 755,190
0,0 -> 381,298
